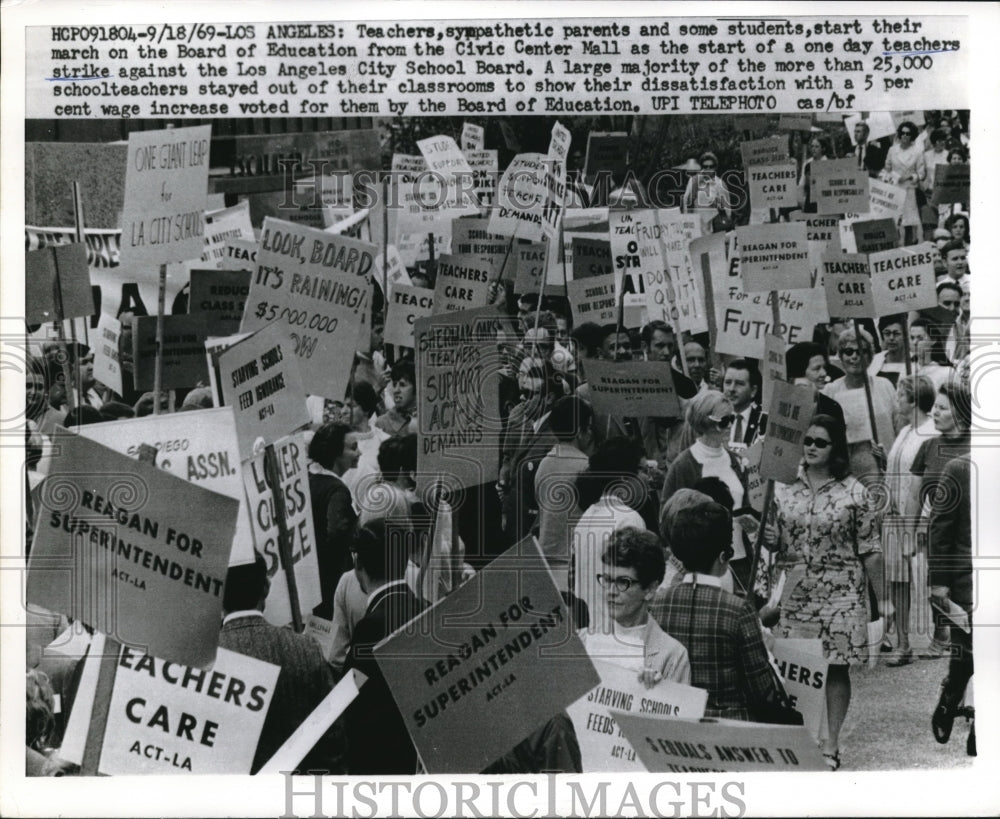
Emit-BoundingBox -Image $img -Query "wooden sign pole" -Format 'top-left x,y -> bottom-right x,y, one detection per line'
852,317 -> 881,449
264,443 -> 303,633
71,181 -> 90,348
152,263 -> 167,415
900,318 -> 919,431
49,247 -> 76,413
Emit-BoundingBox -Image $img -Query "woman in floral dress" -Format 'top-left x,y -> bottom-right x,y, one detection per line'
765,413 -> 885,769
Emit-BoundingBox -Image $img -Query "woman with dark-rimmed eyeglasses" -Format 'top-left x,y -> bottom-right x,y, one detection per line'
763,413 -> 885,770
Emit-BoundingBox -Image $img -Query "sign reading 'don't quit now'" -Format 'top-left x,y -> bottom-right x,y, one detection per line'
374,537 -> 599,774
120,125 -> 212,273
27,433 -> 239,668
218,322 -> 309,462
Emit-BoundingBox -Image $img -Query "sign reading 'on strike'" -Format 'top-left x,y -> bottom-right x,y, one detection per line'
27,433 -> 239,668
240,217 -> 374,401
120,125 -> 212,272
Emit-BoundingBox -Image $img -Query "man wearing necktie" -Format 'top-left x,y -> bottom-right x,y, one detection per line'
853,121 -> 886,178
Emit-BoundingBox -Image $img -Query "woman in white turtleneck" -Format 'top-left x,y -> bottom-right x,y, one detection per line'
660,391 -> 750,591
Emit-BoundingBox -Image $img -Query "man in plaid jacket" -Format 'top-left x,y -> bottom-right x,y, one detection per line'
650,502 -> 783,721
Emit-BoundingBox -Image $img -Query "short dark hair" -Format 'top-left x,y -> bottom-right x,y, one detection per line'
308,422 -> 351,470
936,280 -> 962,298
575,436 -> 644,509
944,212 -> 970,240
640,320 -> 674,348
898,374 -> 937,414
601,527 -> 666,589
785,342 -> 826,379
670,502 -> 733,573
63,405 -> 103,429
378,434 -> 417,481
878,314 -> 906,333
223,552 -> 268,613
806,414 -> 851,480
351,380 -> 379,417
941,239 -> 966,258
353,517 -> 413,583
691,477 -> 735,511
571,322 -> 605,358
939,382 -> 972,429
390,359 -> 415,385
99,401 -> 135,422
930,128 -> 949,144
896,120 -> 918,138
724,358 -> 762,395
548,396 -> 594,443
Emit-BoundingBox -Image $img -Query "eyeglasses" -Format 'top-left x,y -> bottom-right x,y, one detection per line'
708,414 -> 736,428
840,347 -> 866,359
803,436 -> 831,449
701,164 -> 716,171
596,573 -> 639,592
940,300 -> 960,309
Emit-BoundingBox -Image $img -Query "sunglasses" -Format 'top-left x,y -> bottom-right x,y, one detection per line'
840,347 -> 867,359
701,164 -> 716,171
596,573 -> 639,593
803,436 -> 831,449
709,414 -> 736,427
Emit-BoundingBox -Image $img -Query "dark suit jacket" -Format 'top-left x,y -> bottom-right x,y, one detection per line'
854,139 -> 888,178
309,472 -> 357,619
218,614 -> 338,774
929,455 -> 972,606
733,404 -> 765,447
343,581 -> 426,774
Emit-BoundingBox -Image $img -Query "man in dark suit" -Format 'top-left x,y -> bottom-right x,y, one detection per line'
218,554 -> 340,774
852,121 -> 887,178
343,517 -> 426,774
722,359 -> 765,451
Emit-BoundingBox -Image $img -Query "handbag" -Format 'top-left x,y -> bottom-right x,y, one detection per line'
752,666 -> 805,726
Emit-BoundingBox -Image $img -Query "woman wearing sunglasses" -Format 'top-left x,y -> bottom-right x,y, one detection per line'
682,151 -> 732,218
661,391 -> 751,591
764,414 -> 885,770
581,527 -> 691,688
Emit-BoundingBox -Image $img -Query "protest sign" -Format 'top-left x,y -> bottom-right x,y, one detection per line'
735,222 -> 811,292
461,122 -> 485,152
869,243 -> 938,313
762,333 -> 788,413
548,121 -> 572,172
697,232 -> 828,359
866,178 -> 907,222
201,201 -> 255,268
513,242 -> 548,296
25,243 -> 94,324
120,125 -> 211,272
27,433 -> 237,667
760,381 -> 816,483
240,217 -> 373,400
218,323 -> 310,460
571,236 -> 614,280
432,253 -> 495,314
418,134 -> 475,180
385,284 -> 435,348
770,639 -> 828,741
583,360 -> 681,418
567,660 -> 707,772
567,273 -> 617,326
465,149 -> 499,207
374,538 -> 599,773
80,407 -> 255,566
132,313 -> 210,390
612,712 -> 826,772
822,251 -> 875,318
795,214 -> 840,245
397,229 -> 452,269
739,136 -> 788,168
242,189 -> 324,230
451,217 -> 509,262
584,132 -> 628,182
541,160 -> 566,243
94,645 -> 279,775
242,432 -> 321,626
220,239 -> 258,272
414,307 -> 506,495
323,208 -> 370,238
845,112 -> 897,142
778,113 -> 814,131
189,269 -> 252,337
632,209 -> 676,326
811,158 -> 870,214
747,162 -> 799,210
662,213 -> 708,334
609,208 -> 640,301
743,438 -> 767,513
852,218 -> 898,253
373,244 -> 411,295
930,163 -> 970,205
205,332 -> 251,407
92,313 -> 123,395
489,153 -> 548,241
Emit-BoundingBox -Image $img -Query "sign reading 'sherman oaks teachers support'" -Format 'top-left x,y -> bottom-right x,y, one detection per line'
240,217 -> 373,401
27,433 -> 238,668
375,538 -> 599,774
120,125 -> 211,272
414,307 -> 505,495
96,646 -> 279,775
